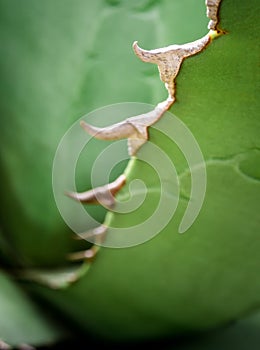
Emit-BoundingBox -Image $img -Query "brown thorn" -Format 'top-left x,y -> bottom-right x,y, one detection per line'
66,174 -> 126,208
80,120 -> 136,140
67,226 -> 106,262
74,225 -> 107,241
206,0 -> 222,31
67,247 -> 98,262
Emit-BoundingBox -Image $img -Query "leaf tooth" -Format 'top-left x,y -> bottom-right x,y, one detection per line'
132,41 -> 160,63
180,34 -> 211,57
77,225 -> 107,241
80,120 -> 135,140
133,34 -> 210,99
67,246 -> 99,261
66,174 -> 126,208
206,0 -> 222,30
68,225 -> 106,261
80,99 -> 173,156
127,100 -> 173,155
0,340 -> 11,350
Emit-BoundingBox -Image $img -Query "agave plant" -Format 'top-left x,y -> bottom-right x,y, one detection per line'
0,0 -> 259,348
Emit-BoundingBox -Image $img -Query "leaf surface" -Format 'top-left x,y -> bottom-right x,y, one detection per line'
0,271 -> 64,347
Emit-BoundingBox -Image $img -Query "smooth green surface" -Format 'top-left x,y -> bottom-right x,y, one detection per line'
0,271 -> 63,347
178,312 -> 260,350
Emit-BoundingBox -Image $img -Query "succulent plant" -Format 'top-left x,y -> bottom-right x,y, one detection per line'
0,0 -> 259,348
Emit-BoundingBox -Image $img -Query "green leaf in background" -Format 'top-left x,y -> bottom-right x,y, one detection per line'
0,271 -> 64,348
179,312 -> 260,350
28,311 -> 260,349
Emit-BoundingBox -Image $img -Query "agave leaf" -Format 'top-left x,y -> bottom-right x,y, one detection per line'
0,0 -> 208,266
30,0 -> 260,341
1,0 -> 259,344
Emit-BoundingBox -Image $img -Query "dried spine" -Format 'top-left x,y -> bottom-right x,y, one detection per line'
206,0 -> 222,30
81,0 -> 223,154
133,34 -> 210,100
67,174 -> 126,208
68,225 -> 107,261
81,98 -> 173,156
81,31 -> 212,156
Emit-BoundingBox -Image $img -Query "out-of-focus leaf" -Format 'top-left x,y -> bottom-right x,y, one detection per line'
179,311 -> 260,350
19,263 -> 90,289
0,271 -> 64,348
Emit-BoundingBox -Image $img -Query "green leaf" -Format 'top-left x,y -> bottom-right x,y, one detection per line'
179,312 -> 260,350
1,0 -> 259,345
29,0 -> 260,342
0,0 -> 208,266
0,271 -> 64,348
33,152 -> 260,339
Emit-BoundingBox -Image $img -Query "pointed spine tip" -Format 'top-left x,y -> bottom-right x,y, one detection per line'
132,40 -> 138,48
132,41 -> 154,63
132,40 -> 140,56
81,119 -> 136,141
80,120 -> 101,137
